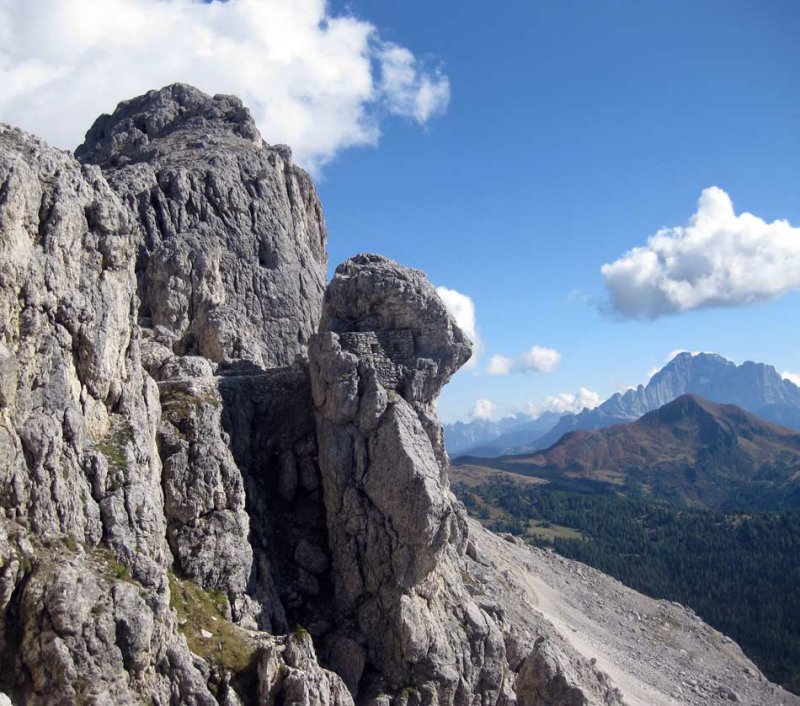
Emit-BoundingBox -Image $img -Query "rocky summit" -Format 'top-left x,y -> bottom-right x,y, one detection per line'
0,84 -> 796,706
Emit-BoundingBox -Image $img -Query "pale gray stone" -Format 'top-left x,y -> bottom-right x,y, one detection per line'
76,83 -> 327,369
158,372 -> 252,600
0,343 -> 17,408
0,86 -> 795,706
309,255 -> 513,703
258,633 -> 354,706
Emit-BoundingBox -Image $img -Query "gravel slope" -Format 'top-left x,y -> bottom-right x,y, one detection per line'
471,520 -> 800,706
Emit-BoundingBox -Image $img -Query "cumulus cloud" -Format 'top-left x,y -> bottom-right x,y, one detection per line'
783,372 -> 800,387
0,0 -> 449,172
486,346 -> 561,376
436,286 -> 476,340
436,285 -> 483,369
525,387 -> 601,417
602,187 -> 800,318
486,355 -> 513,376
377,43 -> 450,122
470,398 -> 496,421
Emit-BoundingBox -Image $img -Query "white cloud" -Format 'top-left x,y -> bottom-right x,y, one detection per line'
470,398 -> 496,421
601,187 -> 800,318
525,387 -> 601,417
486,354 -> 513,376
520,346 -> 561,373
783,372 -> 800,387
0,0 -> 449,172
436,285 -> 483,370
436,286 -> 476,340
486,346 -> 561,376
377,43 -> 450,123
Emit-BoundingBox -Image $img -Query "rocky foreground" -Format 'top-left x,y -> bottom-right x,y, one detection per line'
0,84 -> 795,705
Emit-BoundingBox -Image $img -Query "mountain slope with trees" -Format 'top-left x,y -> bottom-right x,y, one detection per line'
455,394 -> 800,510
453,478 -> 800,695
447,352 -> 800,458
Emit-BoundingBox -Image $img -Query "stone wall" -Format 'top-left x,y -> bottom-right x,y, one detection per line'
339,330 -> 414,389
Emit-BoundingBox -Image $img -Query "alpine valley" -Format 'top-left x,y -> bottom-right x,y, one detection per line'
451,393 -> 800,695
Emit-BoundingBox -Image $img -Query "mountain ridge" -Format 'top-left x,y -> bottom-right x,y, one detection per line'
450,352 -> 800,458
456,393 -> 800,510
444,411 -> 562,457
537,353 -> 800,450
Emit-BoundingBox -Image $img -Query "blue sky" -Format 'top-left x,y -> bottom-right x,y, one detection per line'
2,0 -> 799,424
319,0 -> 800,422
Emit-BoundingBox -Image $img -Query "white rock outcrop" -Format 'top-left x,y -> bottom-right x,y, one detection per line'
0,86 -> 795,706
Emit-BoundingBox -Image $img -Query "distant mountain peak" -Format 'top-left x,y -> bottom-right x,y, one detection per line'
445,352 -> 800,460
460,394 -> 800,512
640,393 -> 758,431
467,352 -> 800,457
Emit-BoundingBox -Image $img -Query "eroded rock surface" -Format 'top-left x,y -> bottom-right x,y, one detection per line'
0,89 -> 334,705
155,354 -> 252,607
309,255 -> 605,703
76,82 -> 327,368
0,85 -> 797,706
0,123 -> 215,703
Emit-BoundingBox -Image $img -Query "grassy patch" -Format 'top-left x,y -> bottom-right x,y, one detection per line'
91,415 -> 134,478
205,585 -> 229,611
72,676 -> 89,706
292,624 -> 310,639
400,687 -> 422,703
525,519 -> 584,543
62,534 -> 79,552
91,544 -> 133,582
168,573 -> 259,697
161,389 -> 220,418
111,562 -> 131,581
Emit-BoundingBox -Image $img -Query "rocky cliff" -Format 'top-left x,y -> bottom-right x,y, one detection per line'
0,84 -> 795,706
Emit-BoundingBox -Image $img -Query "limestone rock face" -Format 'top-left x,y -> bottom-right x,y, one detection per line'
155,354 -> 252,606
0,85 -> 798,706
218,362 -> 331,635
79,84 -> 331,634
0,123 -> 167,575
322,254 -> 471,401
310,255 -> 471,608
10,542 -> 215,706
0,123 -> 215,703
0,95 -> 331,705
310,255 -> 515,703
76,83 -> 327,369
258,631 -> 354,706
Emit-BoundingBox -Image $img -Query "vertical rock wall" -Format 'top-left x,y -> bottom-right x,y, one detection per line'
75,84 -> 331,626
76,83 -> 327,369
0,87 -> 340,705
0,124 -> 216,704
309,255 -> 516,703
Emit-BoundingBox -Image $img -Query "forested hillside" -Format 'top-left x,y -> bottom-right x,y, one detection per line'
455,478 -> 800,694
